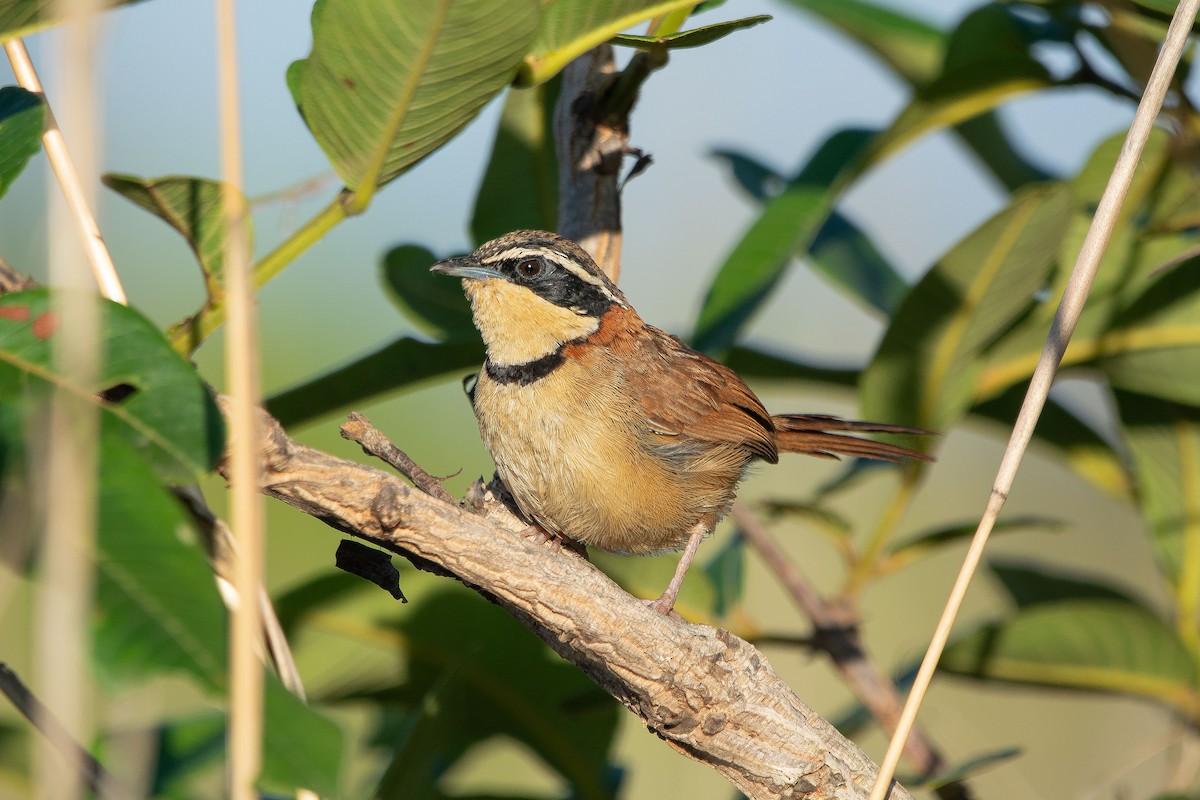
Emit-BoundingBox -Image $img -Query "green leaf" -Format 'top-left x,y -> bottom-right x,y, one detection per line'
102,173 -> 249,345
693,128 -> 875,354
883,517 -> 1061,573
809,211 -> 908,316
711,150 -> 907,316
900,747 -> 1021,789
93,427 -> 227,690
940,600 -> 1200,715
702,530 -> 744,617
293,0 -> 540,200
266,336 -> 483,429
0,290 -> 224,482
470,79 -> 560,245
261,679 -> 344,799
518,0 -> 698,86
0,395 -> 226,690
970,389 -> 1131,500
612,14 -> 770,50
779,0 -> 944,85
150,714 -> 226,797
382,245 -> 475,339
861,184 -> 1072,431
867,56 -> 1054,169
1114,391 -> 1200,608
1099,261 -> 1200,406
781,0 -> 1051,191
0,86 -> 45,200
148,686 -> 345,799
976,247 -> 1200,409
710,148 -> 784,201
988,560 -> 1143,610
723,345 -> 859,389
352,590 -> 619,798
0,0 -> 145,40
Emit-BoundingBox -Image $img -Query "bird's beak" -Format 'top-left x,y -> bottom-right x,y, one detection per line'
430,255 -> 501,281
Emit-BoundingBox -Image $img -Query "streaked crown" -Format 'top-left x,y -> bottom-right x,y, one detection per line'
468,230 -> 629,317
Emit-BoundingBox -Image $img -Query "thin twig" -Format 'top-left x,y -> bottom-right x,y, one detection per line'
0,663 -> 133,800
340,412 -> 457,505
867,3 -> 1200,798
3,39 -> 126,305
213,0 -> 265,796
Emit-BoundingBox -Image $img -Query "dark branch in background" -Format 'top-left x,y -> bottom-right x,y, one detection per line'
225,404 -> 914,800
0,663 -> 134,800
734,505 -> 971,800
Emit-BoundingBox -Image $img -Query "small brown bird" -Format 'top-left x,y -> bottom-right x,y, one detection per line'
433,230 -> 930,615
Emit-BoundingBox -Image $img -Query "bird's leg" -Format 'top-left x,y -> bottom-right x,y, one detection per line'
645,522 -> 709,616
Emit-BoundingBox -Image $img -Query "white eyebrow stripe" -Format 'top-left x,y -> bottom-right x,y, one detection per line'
480,245 -> 626,306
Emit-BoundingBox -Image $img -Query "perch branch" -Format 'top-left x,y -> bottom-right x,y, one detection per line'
228,403 -> 912,800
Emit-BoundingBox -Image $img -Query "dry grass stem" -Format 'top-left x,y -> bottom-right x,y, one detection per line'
867,2 -> 1200,797
213,0 -> 266,796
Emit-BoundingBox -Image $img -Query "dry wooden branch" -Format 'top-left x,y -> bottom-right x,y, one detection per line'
235,404 -> 912,800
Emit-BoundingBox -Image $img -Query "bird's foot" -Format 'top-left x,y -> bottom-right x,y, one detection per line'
520,523 -> 589,560
640,595 -> 684,620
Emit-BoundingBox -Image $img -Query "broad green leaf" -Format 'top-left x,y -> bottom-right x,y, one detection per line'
723,345 -> 859,389
612,14 -> 770,50
900,747 -> 1021,789
0,0 -> 145,40
150,714 -> 226,797
940,600 -> 1200,715
809,211 -> 908,316
988,561 -> 1142,610
1051,128 -> 1172,309
882,517 -> 1061,574
382,245 -> 475,339
782,0 -> 1050,190
710,147 -> 784,201
977,250 -> 1200,408
470,79 -> 560,246
693,128 -> 875,354
779,0 -> 944,85
102,173 -> 250,352
702,529 -> 744,617
868,56 -> 1055,169
518,0 -> 698,86
0,395 -> 226,690
711,149 -> 907,316
101,173 -> 245,300
0,87 -> 44,200
266,336 -> 484,429
1114,391 -> 1200,609
1099,262 -> 1200,406
970,389 -> 1131,500
340,590 -> 619,799
93,427 -> 227,690
0,290 -> 224,481
292,0 -> 540,200
861,185 -> 1071,431
148,686 -> 345,799
261,679 -> 344,799
1128,0 -> 1180,15
941,4 -> 1071,74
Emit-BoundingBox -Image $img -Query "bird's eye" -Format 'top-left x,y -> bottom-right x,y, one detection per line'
516,257 -> 543,278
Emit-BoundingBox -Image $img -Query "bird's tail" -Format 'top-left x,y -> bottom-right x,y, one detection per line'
772,414 -> 934,463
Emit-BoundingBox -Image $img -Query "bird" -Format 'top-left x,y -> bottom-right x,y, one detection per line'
431,230 -> 931,615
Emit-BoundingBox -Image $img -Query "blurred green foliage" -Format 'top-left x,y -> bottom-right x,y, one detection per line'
3,0 -> 1200,797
